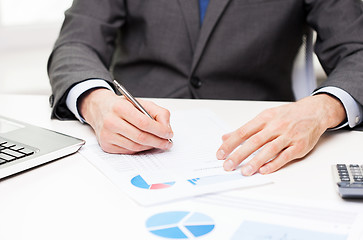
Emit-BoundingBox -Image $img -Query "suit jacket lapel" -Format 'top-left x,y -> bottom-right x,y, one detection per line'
177,0 -> 200,51
191,0 -> 231,72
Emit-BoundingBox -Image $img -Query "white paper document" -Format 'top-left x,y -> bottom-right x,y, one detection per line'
127,109 -> 256,184
107,192 -> 363,239
193,193 -> 363,240
80,109 -> 271,206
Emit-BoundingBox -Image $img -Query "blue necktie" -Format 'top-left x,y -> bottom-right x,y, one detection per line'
199,0 -> 210,24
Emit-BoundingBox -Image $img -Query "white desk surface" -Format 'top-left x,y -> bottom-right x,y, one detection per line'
1,94 -> 362,240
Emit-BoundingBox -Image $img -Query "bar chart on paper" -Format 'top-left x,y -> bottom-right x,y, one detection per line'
146,211 -> 215,239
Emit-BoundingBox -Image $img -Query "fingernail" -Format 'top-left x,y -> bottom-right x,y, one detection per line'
242,165 -> 253,176
223,159 -> 235,171
167,132 -> 173,139
216,149 -> 226,160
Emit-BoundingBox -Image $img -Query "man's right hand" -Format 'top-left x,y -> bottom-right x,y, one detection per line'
78,88 -> 173,154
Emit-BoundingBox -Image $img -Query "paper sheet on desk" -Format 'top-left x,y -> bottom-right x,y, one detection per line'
80,109 -> 272,206
128,109 -> 251,184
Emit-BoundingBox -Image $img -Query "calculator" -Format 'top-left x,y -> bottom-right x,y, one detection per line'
332,164 -> 363,198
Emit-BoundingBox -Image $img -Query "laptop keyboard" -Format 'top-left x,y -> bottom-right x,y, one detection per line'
0,138 -> 35,165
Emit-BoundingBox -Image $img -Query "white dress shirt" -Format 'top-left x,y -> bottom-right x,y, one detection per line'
66,79 -> 114,122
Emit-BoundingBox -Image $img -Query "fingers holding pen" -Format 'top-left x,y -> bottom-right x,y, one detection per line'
81,89 -> 174,153
118,100 -> 174,140
103,114 -> 172,151
107,101 -> 173,150
142,100 -> 173,127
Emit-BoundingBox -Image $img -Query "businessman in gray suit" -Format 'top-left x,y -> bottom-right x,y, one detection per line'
48,0 -> 363,176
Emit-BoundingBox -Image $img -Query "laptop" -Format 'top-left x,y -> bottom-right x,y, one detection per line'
0,115 -> 85,179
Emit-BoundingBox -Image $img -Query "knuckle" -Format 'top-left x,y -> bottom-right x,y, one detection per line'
259,108 -> 276,121
266,142 -> 279,153
279,150 -> 291,163
292,138 -> 308,153
275,120 -> 288,131
102,116 -> 115,130
112,101 -> 123,114
137,117 -> 149,129
250,135 -> 262,146
294,143 -> 304,154
162,108 -> 171,118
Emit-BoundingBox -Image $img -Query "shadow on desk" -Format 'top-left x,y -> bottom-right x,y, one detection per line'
354,125 -> 363,131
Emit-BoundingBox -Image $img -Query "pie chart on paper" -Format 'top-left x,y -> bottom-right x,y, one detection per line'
131,175 -> 175,190
146,211 -> 215,239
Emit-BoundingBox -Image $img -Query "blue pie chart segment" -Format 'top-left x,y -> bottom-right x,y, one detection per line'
150,227 -> 187,239
185,225 -> 215,237
131,175 -> 175,190
146,211 -> 215,239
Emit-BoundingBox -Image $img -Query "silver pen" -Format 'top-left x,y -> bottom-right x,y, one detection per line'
113,80 -> 173,143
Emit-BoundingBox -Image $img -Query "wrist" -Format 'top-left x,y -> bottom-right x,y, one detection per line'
78,88 -> 113,122
312,94 -> 346,129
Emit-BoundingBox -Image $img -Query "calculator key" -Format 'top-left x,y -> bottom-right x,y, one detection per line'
0,159 -> 7,165
352,172 -> 362,177
337,164 -> 347,169
340,177 -> 350,182
338,168 -> 348,172
350,164 -> 360,168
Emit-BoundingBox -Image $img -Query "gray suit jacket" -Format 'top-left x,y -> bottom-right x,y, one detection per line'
48,0 -> 363,124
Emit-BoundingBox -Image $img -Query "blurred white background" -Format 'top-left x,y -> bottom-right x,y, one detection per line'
0,0 -> 72,95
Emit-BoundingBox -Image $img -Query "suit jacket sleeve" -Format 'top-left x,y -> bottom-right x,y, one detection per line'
306,0 -> 363,111
48,0 -> 126,119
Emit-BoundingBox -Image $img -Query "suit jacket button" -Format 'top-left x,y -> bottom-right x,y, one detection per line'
49,95 -> 55,107
191,77 -> 202,88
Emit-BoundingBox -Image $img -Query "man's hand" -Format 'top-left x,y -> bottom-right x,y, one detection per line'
216,94 -> 346,175
79,88 -> 173,154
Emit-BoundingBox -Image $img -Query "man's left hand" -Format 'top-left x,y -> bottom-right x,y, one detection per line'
216,94 -> 346,175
